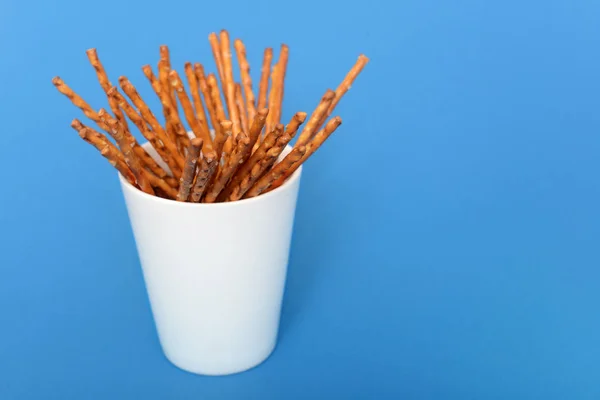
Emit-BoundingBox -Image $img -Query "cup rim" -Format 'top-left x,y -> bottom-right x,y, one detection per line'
118,144 -> 302,208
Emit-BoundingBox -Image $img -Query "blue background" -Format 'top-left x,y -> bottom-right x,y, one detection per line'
1,0 -> 599,398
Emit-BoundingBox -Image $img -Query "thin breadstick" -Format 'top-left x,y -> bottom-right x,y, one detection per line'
144,169 -> 178,199
295,89 -> 336,147
159,45 -> 178,110
71,120 -> 124,164
207,74 -> 228,157
76,127 -> 137,186
244,146 -> 306,199
269,116 -> 342,191
86,48 -> 131,135
105,87 -> 170,181
109,88 -> 180,180
189,151 -> 218,203
316,54 -> 369,131
257,48 -> 273,111
274,44 -> 289,126
235,83 -> 248,134
184,62 -> 210,136
228,131 -> 291,201
204,132 -> 250,203
52,76 -> 110,132
177,138 -> 204,201
220,30 -> 239,135
217,120 -> 233,168
220,116 -> 277,200
246,107 -> 270,151
118,76 -> 184,173
265,63 -> 279,135
143,65 -> 190,151
208,32 -> 225,90
169,70 -> 212,149
233,39 -> 256,122
99,109 -> 154,195
194,63 -> 219,142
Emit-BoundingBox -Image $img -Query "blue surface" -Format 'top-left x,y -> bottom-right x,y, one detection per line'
1,0 -> 600,398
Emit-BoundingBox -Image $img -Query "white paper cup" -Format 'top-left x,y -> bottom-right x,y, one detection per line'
118,143 -> 302,375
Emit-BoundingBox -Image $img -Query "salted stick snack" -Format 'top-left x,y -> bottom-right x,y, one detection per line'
177,138 -> 204,201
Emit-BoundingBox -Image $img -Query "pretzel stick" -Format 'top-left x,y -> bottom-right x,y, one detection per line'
159,45 -> 178,111
295,89 -> 336,147
184,62 -> 210,137
207,74 -> 228,157
118,77 -> 184,173
204,132 -> 250,203
86,48 -> 130,135
71,119 -> 124,164
274,44 -> 289,126
235,83 -> 249,134
169,70 -> 212,149
234,39 -> 256,122
219,111 -> 274,200
217,120 -> 233,168
189,151 -> 217,203
155,60 -> 179,145
108,88 -> 180,183
316,54 -> 369,132
143,65 -> 190,152
269,116 -> 342,191
194,63 -> 218,141
265,63 -> 279,135
257,48 -> 273,112
144,169 -> 178,199
220,30 -> 240,135
208,32 -> 225,90
99,109 -> 154,194
52,77 -> 110,132
177,138 -> 203,201
244,146 -> 306,199
228,130 -> 292,201
76,127 -> 137,186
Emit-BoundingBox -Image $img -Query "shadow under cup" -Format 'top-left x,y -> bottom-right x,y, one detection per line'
118,142 -> 302,375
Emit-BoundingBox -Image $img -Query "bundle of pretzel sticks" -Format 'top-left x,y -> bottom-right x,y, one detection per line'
53,30 -> 368,203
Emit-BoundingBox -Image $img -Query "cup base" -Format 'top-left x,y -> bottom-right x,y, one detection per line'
161,341 -> 278,376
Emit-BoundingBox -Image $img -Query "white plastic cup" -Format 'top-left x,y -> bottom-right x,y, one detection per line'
118,143 -> 302,375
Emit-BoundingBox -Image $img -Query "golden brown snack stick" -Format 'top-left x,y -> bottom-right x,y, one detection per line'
234,39 -> 256,122
274,44 -> 289,126
316,54 -> 369,131
244,146 -> 306,199
99,109 -> 155,195
72,119 -> 124,163
144,169 -> 178,199
169,70 -> 212,149
86,48 -> 131,135
189,151 -> 218,203
257,48 -> 273,112
143,65 -> 190,151
184,62 -> 210,136
265,63 -> 279,135
207,74 -> 228,157
270,116 -> 342,191
219,30 -> 240,135
216,120 -> 234,168
204,132 -> 250,203
52,76 -> 110,132
177,138 -> 204,201
118,76 -> 184,173
159,45 -> 178,110
208,32 -> 225,90
246,107 -> 270,152
295,89 -> 336,147
76,126 -> 137,186
194,63 -> 218,140
235,83 -> 248,134
157,59 -> 179,144
227,131 -> 291,201
108,88 -> 180,179
221,116 -> 278,200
